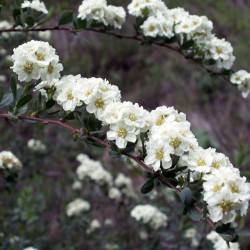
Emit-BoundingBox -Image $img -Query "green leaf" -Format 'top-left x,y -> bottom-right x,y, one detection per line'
73,17 -> 87,29
16,94 -> 32,109
25,16 -> 35,27
59,11 -> 73,25
181,40 -> 194,50
10,76 -> 17,100
216,224 -> 239,243
141,178 -> 155,194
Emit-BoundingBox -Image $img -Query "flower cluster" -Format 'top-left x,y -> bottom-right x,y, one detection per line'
21,0 -> 48,14
75,154 -> 135,201
231,70 -> 250,98
128,0 -> 235,71
145,106 -> 197,171
130,204 -> 168,230
27,139 -> 46,153
180,146 -> 250,223
12,41 -> 250,226
0,151 -> 22,171
66,198 -> 90,217
78,0 -> 126,29
11,40 -> 63,82
76,154 -> 113,186
207,231 -> 240,250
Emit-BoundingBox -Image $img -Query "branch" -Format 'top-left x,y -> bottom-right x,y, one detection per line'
0,26 -> 229,78
0,111 -> 215,229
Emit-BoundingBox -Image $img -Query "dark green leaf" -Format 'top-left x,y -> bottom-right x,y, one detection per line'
59,11 -> 73,25
74,18 -> 87,29
25,16 -> 35,26
216,224 -> 239,243
141,178 -> 155,194
16,94 -> 32,108
10,76 -> 17,100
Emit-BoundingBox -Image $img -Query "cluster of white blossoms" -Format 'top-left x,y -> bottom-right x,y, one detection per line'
23,247 -> 38,250
21,0 -> 48,14
128,0 -> 235,71
0,151 -> 22,171
230,70 -> 250,98
76,154 -> 113,186
11,41 -> 250,225
66,198 -> 90,217
207,231 -> 240,250
27,139 -> 46,153
77,0 -> 126,29
86,219 -> 101,234
11,40 -> 63,82
74,154 -> 135,201
130,204 -> 167,230
180,146 -> 250,224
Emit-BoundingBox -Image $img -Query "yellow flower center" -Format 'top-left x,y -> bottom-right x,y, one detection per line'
212,184 -> 222,192
67,90 -> 74,101
95,98 -> 105,109
35,52 -> 45,61
155,148 -> 164,160
48,63 -> 54,74
149,25 -> 156,32
230,183 -> 240,193
155,115 -> 165,126
170,137 -> 181,149
2,156 -> 13,165
129,113 -> 137,121
216,47 -> 223,55
23,62 -> 33,74
117,128 -> 127,138
211,161 -> 220,169
219,200 -> 233,213
197,158 -> 206,166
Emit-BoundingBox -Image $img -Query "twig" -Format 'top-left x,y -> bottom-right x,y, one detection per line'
0,111 -> 215,229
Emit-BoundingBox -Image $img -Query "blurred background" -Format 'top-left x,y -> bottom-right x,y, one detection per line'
0,0 -> 250,249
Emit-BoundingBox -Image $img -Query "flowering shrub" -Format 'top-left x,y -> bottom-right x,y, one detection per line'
0,0 -> 250,249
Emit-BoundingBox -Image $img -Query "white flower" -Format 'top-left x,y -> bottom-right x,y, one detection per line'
108,187 -> 122,200
78,0 -> 107,25
21,0 -> 48,14
168,7 -> 189,26
144,138 -> 172,171
0,21 -> 13,38
104,5 -> 126,29
102,102 -> 124,124
128,0 -> 168,18
140,12 -> 174,38
86,219 -> 101,234
66,198 -> 90,217
11,40 -> 63,82
54,75 -> 83,112
27,139 -> 46,153
76,154 -> 113,186
149,106 -> 186,127
181,147 -> 215,174
107,122 -> 139,149
72,180 -> 82,190
207,231 -> 240,250
83,78 -> 121,120
130,204 -> 167,229
114,173 -> 135,198
205,36 -> 235,70
38,31 -> 51,41
203,166 -> 250,223
230,70 -> 250,98
0,151 -> 22,171
23,247 -> 38,250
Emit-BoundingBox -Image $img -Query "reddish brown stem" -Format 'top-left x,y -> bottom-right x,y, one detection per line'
0,111 -> 215,228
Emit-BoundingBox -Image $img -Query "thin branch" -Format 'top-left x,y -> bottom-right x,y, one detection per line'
0,26 -> 230,79
0,111 -> 215,229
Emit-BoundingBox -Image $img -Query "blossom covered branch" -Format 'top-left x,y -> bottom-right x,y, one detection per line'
0,0 -> 250,97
